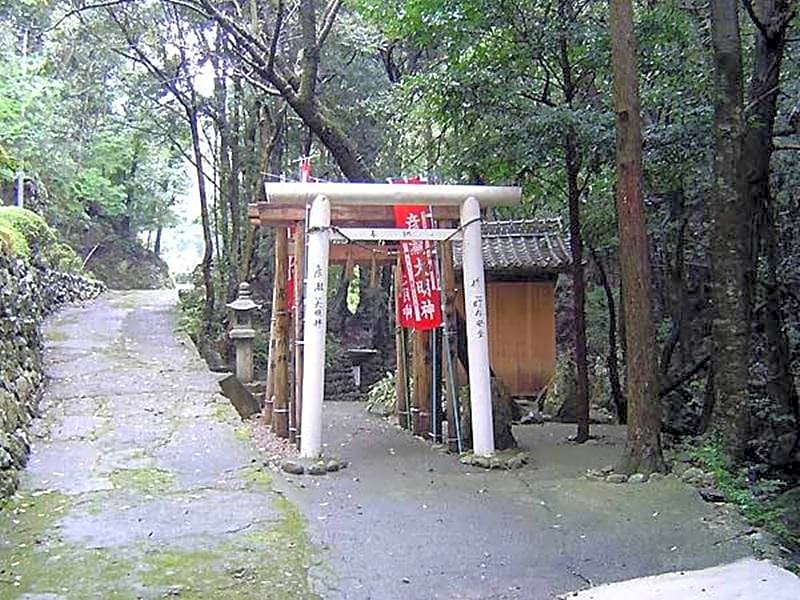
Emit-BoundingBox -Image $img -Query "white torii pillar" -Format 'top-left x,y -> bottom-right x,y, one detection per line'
299,195 -> 331,458
460,197 -> 494,456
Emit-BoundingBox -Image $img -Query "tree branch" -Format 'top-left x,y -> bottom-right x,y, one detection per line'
47,0 -> 134,31
659,355 -> 711,398
741,0 -> 771,39
318,0 -> 343,47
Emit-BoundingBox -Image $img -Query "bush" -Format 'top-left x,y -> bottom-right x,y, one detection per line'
43,242 -> 82,273
0,207 -> 85,274
365,372 -> 397,416
0,206 -> 56,258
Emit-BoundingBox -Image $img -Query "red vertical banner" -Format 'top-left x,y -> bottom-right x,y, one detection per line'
392,177 -> 442,330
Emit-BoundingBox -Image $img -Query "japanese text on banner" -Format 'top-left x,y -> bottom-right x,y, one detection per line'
393,199 -> 443,331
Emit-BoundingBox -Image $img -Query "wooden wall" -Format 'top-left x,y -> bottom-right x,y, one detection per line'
485,281 -> 556,396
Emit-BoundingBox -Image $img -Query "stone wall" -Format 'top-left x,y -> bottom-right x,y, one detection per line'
0,252 -> 104,497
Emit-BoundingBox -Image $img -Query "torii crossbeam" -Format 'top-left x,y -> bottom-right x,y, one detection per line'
261,182 -> 521,459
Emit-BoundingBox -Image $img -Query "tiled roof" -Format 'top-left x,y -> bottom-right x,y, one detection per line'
453,219 -> 571,276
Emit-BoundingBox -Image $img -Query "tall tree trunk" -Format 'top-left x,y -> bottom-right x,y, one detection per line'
188,105 -> 215,323
709,0 -> 750,461
609,0 -> 664,473
228,73 -> 243,275
660,188 -> 689,379
154,226 -> 162,257
591,246 -> 626,423
557,8 -> 589,443
566,134 -> 590,443
742,0 -> 799,459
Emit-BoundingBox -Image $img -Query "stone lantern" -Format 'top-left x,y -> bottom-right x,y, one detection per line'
226,282 -> 261,384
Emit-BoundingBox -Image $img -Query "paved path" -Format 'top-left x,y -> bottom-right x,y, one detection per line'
0,290 -> 314,599
2,290 -> 797,600
280,404 -> 774,599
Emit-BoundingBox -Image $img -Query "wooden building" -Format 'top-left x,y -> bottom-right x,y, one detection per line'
454,219 -> 570,397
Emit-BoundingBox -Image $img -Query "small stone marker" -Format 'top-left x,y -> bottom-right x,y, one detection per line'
218,373 -> 261,419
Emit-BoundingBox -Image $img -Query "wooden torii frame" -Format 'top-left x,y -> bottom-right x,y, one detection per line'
252,182 -> 521,459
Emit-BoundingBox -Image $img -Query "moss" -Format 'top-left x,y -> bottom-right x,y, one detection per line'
0,490 -> 139,598
0,487 -> 319,599
44,328 -> 68,342
212,400 -> 234,423
110,467 -> 175,496
241,465 -> 273,487
137,495 -> 317,599
234,424 -> 251,441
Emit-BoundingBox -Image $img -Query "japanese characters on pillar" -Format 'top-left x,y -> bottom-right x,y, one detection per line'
390,177 -> 443,331
309,262 -> 327,330
468,276 -> 487,340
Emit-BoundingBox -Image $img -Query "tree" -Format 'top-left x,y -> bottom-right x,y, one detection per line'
708,0 -> 751,461
179,0 -> 375,182
741,0 -> 799,462
609,0 -> 664,473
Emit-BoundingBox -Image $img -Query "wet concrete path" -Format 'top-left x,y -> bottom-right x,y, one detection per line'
0,290 -> 783,599
1,291 -> 314,599
282,405 -> 761,599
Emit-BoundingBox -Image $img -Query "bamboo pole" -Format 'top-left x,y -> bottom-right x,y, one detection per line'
272,226 -> 290,438
369,255 -> 379,288
293,221 -> 305,448
394,261 -> 409,428
264,277 -> 277,426
440,229 -> 461,450
413,329 -> 431,436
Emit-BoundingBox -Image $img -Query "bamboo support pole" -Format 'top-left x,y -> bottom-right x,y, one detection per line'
413,329 -> 431,436
272,226 -> 290,439
264,278 -> 277,425
440,229 -> 461,450
293,221 -> 305,448
394,261 -> 409,428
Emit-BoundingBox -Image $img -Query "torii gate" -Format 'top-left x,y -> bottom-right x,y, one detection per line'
260,182 -> 521,459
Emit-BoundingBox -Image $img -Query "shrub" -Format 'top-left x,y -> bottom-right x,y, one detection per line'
0,206 -> 56,258
365,372 -> 397,416
0,207 -> 84,273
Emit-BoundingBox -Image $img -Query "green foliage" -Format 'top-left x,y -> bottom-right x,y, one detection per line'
0,7 -> 188,244
0,206 -> 54,257
691,442 -> 798,547
0,206 -> 85,273
365,372 -> 397,415
176,288 -> 204,339
42,241 -> 81,273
